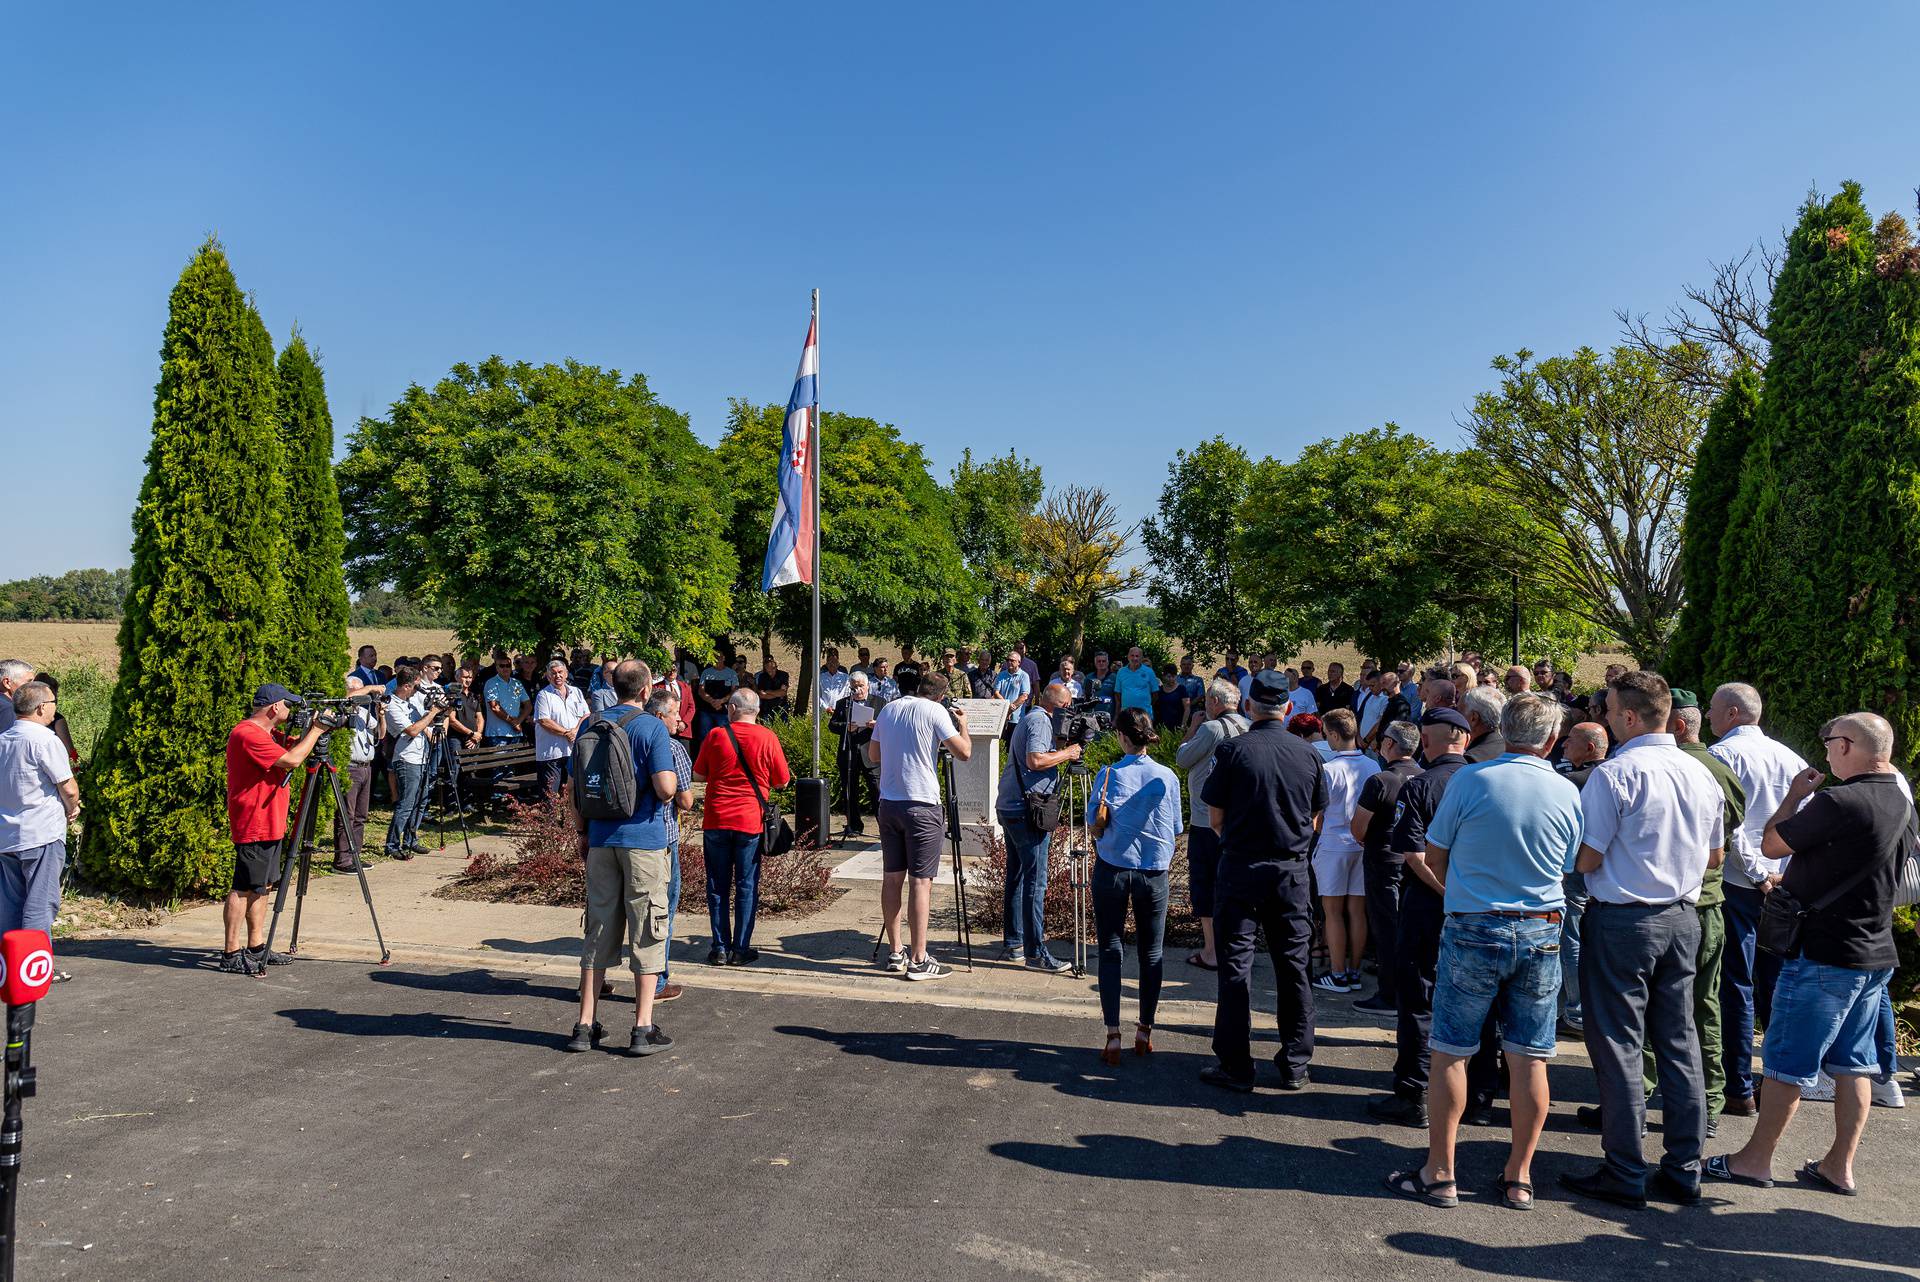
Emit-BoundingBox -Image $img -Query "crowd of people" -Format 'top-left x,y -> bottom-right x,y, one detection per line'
15,626 -> 1902,1204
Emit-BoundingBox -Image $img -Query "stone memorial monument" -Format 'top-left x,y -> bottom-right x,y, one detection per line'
949,698 -> 1009,857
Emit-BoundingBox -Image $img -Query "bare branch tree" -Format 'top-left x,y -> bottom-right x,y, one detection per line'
1024,485 -> 1146,660
1617,240 -> 1780,399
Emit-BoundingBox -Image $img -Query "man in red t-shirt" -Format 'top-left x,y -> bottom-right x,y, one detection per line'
222,684 -> 329,975
692,688 -> 791,965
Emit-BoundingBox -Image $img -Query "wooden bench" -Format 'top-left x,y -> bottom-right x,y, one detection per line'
456,741 -> 542,814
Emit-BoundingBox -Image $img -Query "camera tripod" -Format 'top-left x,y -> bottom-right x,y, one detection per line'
260,755 -> 392,965
420,732 -> 475,860
867,749 -> 973,971
1059,762 -> 1092,978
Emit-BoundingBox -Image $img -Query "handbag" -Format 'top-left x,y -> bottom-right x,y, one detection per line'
1089,768 -> 1114,841
723,721 -> 795,858
1756,854 -> 1883,960
1008,714 -> 1064,832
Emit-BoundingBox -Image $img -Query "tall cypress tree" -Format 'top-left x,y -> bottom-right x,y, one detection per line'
276,333 -> 350,699
1666,367 -> 1761,688
81,240 -> 289,896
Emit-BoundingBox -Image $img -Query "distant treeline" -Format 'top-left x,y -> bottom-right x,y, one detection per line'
0,568 -> 131,620
0,566 -> 449,629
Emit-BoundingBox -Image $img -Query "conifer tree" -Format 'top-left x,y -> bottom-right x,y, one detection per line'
1666,368 -> 1761,688
276,333 -> 350,700
81,240 -> 289,896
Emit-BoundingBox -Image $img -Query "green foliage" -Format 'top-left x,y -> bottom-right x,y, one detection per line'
338,358 -> 734,666
766,707 -> 833,807
715,402 -> 977,706
949,448 -> 1043,637
0,568 -> 131,621
1666,368 -> 1762,687
1709,183 -> 1883,759
1020,485 -> 1144,660
1238,426 -> 1522,666
1468,345 -> 1707,667
1139,437 -> 1292,658
82,240 -> 289,896
41,662 -> 111,766
348,585 -> 455,628
275,335 -> 350,700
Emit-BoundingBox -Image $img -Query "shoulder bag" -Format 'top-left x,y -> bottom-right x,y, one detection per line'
1009,713 -> 1064,832
723,721 -> 795,858
1756,855 -> 1884,960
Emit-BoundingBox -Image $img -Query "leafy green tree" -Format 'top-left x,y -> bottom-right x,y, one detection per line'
337,358 -> 733,666
1710,183 -> 1880,748
0,568 -> 132,620
1022,485 -> 1144,663
948,448 -> 1043,637
1665,367 -> 1762,687
81,240 -> 289,896
1139,437 -> 1289,659
1238,426 -> 1531,667
1468,345 -> 1707,667
715,402 -> 977,708
274,334 -> 350,699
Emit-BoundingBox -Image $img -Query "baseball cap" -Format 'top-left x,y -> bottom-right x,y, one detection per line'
1670,688 -> 1699,709
1249,669 -> 1290,707
1421,707 -> 1470,732
253,683 -> 304,709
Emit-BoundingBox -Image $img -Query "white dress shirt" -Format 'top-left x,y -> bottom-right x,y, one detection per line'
1707,722 -> 1811,888
1580,733 -> 1726,905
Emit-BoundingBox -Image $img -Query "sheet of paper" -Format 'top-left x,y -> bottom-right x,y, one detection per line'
850,701 -> 875,727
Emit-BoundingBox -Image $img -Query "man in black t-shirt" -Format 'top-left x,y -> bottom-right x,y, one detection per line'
1198,670 -> 1328,1093
1365,709 -> 1501,1128
1709,712 -> 1914,1195
1348,719 -> 1421,1015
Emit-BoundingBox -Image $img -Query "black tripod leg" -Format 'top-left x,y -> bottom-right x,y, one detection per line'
448,754 -> 473,860
260,767 -> 320,961
329,765 -> 391,964
288,796 -> 319,955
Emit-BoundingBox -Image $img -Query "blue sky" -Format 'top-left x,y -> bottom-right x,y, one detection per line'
3,2 -> 1915,579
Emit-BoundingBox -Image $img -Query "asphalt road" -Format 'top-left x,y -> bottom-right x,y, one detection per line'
18,938 -> 1917,1282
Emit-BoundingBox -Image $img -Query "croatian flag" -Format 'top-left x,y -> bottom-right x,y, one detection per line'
761,315 -> 818,589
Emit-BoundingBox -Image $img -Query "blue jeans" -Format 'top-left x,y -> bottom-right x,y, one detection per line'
1761,958 -> 1894,1088
0,840 -> 65,934
656,841 -> 682,993
1559,871 -> 1588,1023
704,829 -> 761,954
385,760 -> 427,852
1432,913 -> 1563,1059
1721,883 -> 1781,1103
1877,985 -> 1898,1079
997,808 -> 1052,959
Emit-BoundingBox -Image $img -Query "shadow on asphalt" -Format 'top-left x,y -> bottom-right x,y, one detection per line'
277,1005 -> 563,1049
56,935 -> 220,970
1387,1204 -> 1916,1279
371,966 -> 580,1003
479,935 -> 576,956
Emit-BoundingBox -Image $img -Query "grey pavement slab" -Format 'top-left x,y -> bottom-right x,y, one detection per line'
16,940 -> 1918,1282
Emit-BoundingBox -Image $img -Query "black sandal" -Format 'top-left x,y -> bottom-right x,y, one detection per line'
1386,1168 -> 1458,1207
1798,1160 -> 1857,1196
1703,1155 -> 1773,1188
1493,1176 -> 1535,1210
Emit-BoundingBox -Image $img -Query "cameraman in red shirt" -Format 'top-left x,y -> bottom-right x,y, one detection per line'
222,684 -> 329,974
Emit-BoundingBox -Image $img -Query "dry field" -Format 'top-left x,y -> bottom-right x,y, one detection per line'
0,621 -> 460,677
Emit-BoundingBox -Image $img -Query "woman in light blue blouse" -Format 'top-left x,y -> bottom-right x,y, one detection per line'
1086,707 -> 1184,1065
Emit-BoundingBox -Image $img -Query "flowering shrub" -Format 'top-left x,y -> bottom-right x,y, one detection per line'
458,795 -> 585,904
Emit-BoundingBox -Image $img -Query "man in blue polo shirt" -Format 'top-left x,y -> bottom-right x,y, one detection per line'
567,660 -> 680,1059
1112,646 -> 1159,715
1385,694 -> 1582,1211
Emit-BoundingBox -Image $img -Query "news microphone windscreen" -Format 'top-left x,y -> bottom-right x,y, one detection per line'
1,930 -> 54,1007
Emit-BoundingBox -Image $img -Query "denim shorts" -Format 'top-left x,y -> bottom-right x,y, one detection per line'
1760,958 -> 1894,1088
1431,913 -> 1562,1060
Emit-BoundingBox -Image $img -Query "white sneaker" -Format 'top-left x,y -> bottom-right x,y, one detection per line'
1801,1070 -> 1836,1102
1872,1075 -> 1905,1109
905,956 -> 952,982
882,950 -> 908,974
1311,973 -> 1351,994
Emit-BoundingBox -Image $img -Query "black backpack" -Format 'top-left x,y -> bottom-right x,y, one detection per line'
571,707 -> 646,821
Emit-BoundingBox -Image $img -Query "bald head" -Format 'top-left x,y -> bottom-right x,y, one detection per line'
1820,711 -> 1895,778
1563,722 -> 1608,766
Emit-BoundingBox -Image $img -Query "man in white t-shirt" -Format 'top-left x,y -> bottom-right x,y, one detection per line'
1311,708 -> 1378,993
0,681 -> 80,943
867,670 -> 971,981
533,659 -> 590,799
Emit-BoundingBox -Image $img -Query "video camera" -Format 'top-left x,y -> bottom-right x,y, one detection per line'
286,688 -> 385,736
1056,699 -> 1113,749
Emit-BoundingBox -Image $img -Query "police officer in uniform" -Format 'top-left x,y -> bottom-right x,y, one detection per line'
1198,669 -> 1327,1093
1367,708 -> 1502,1126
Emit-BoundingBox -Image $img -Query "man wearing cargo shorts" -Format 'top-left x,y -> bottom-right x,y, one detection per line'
565,661 -> 680,1058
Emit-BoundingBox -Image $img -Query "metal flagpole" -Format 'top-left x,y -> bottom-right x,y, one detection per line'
810,288 -> 822,779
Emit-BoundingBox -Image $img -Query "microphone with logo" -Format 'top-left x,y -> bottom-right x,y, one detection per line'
0,929 -> 54,1282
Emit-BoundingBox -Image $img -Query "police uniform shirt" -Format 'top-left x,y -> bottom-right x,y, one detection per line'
1198,718 -> 1327,863
1386,752 -> 1468,910
1357,757 -> 1422,863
